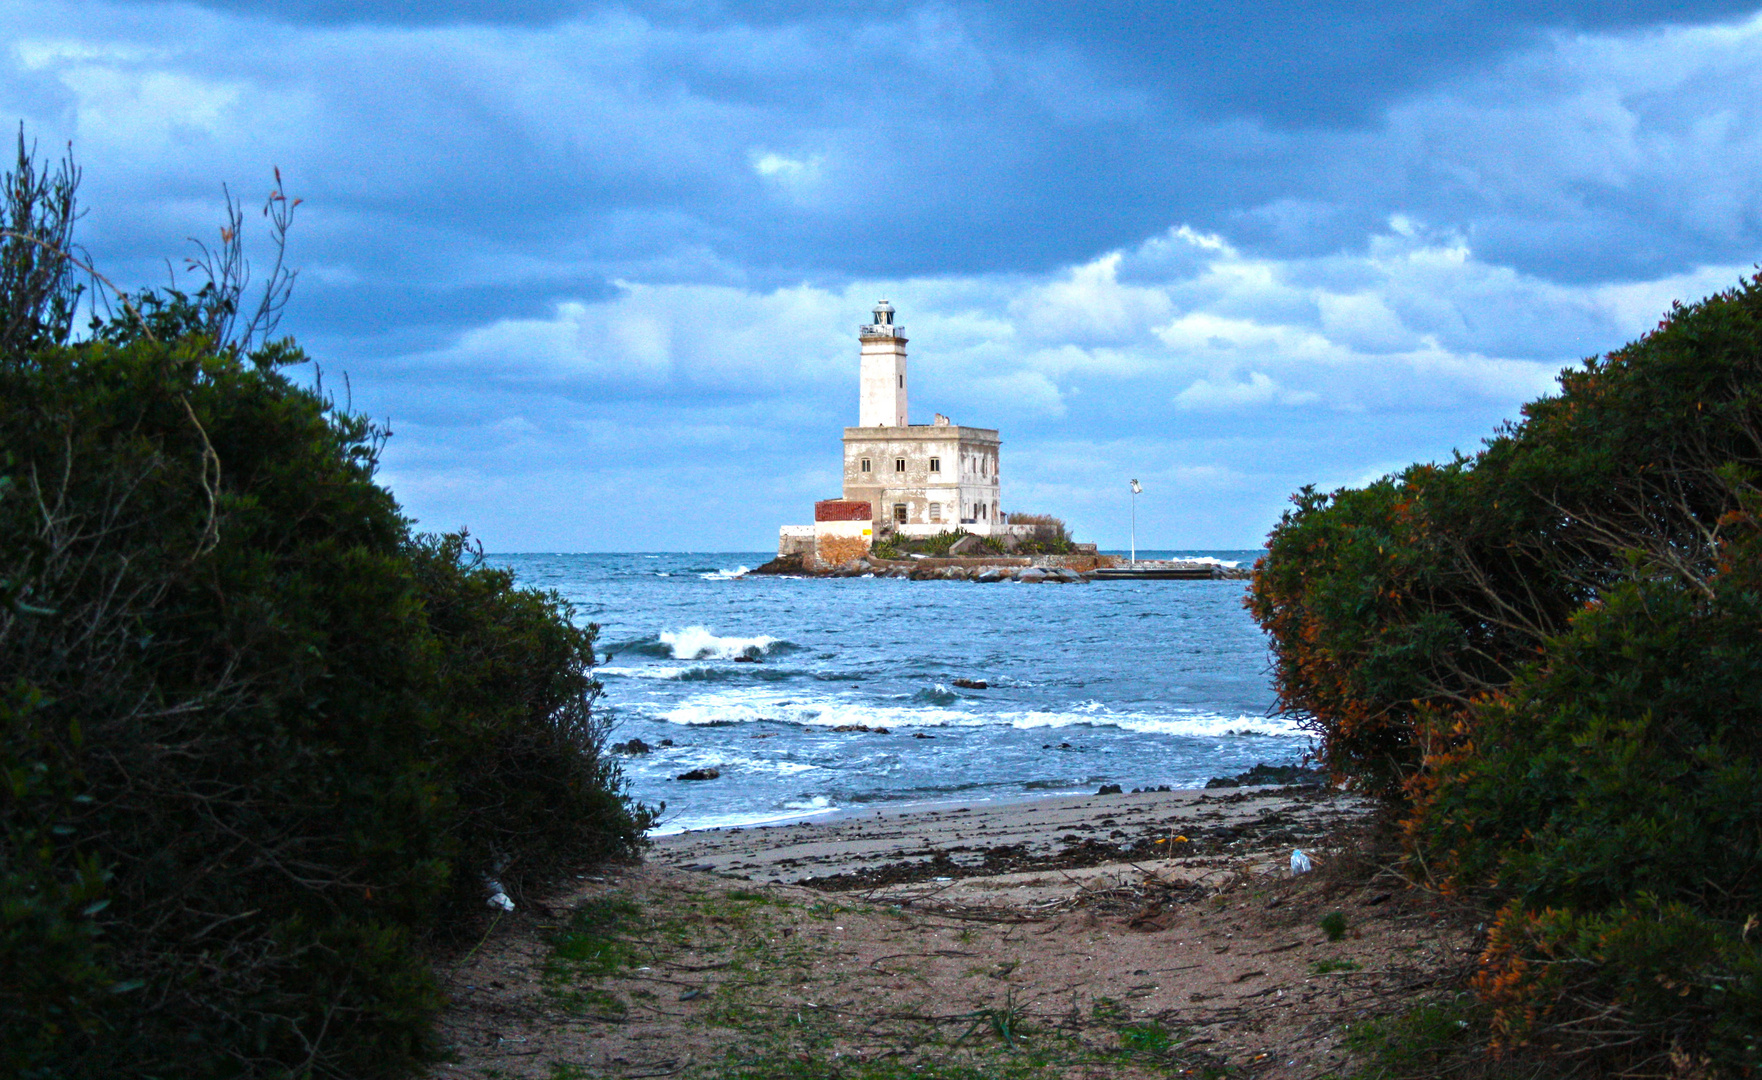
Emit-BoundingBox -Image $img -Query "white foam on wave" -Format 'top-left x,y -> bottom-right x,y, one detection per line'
657,690 -> 979,729
993,709 -> 1302,738
700,566 -> 750,580
652,688 -> 1303,738
1181,556 -> 1240,568
623,745 -> 824,780
650,800 -> 839,836
597,665 -> 691,680
659,625 -> 779,659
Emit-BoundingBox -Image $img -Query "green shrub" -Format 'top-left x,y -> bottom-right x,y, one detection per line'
1318,911 -> 1348,942
872,529 -> 971,558
0,149 -> 648,1079
1251,274 -> 1762,1073
1005,513 -> 1072,555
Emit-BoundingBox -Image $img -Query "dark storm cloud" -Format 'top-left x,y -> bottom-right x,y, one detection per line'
114,0 -> 1762,121
9,1 -> 1762,548
27,0 -> 1762,321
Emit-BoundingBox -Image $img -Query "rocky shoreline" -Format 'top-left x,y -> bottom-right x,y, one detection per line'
744,551 -> 1251,581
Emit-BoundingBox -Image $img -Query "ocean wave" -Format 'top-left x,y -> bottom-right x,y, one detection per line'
991,710 -> 1302,738
605,626 -> 801,661
656,694 -> 978,729
699,566 -> 750,580
649,688 -> 1303,739
651,799 -> 839,836
597,664 -> 797,683
913,684 -> 959,706
597,664 -> 681,679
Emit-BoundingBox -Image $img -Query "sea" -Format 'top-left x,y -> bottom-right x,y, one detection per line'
492,551 -> 1307,835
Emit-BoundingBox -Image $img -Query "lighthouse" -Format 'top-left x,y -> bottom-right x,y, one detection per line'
774,300 -> 1010,562
841,302 -> 1002,537
858,300 -> 908,427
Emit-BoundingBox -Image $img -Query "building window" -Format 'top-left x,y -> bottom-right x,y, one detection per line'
895,458 -> 906,472
979,503 -> 987,519
981,458 -> 987,476
929,456 -> 940,472
860,458 -> 871,473
893,503 -> 907,524
929,503 -> 941,523
898,375 -> 904,388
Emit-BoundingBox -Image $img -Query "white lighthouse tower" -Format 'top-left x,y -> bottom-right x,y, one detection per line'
858,300 -> 908,427
775,299 -> 1018,562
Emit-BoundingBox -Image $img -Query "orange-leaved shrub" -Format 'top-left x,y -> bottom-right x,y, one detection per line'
1250,275 -> 1762,1074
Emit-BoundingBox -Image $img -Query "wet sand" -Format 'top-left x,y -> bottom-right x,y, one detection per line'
650,784 -> 1372,899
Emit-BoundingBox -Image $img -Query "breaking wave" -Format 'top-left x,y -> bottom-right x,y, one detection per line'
605,626 -> 802,661
649,688 -> 1303,738
913,684 -> 959,706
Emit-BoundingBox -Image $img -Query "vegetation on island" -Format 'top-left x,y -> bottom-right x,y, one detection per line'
871,528 -> 986,559
0,136 -> 651,1078
1250,276 -> 1762,1075
870,514 -> 1073,560
1004,513 -> 1074,555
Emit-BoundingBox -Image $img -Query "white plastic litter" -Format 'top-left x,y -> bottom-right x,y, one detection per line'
1290,849 -> 1313,875
484,878 -> 516,911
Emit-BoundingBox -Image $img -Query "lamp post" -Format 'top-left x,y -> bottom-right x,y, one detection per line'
1129,479 -> 1142,565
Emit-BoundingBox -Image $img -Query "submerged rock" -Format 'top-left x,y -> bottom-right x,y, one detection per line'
612,738 -> 653,755
744,553 -> 807,576
952,678 -> 988,690
676,767 -> 722,781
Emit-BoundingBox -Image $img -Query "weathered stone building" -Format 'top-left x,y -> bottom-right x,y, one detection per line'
778,301 -> 1006,561
842,302 -> 1003,537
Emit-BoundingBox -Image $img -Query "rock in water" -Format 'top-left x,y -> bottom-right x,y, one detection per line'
613,738 -> 652,755
676,767 -> 722,781
952,678 -> 988,689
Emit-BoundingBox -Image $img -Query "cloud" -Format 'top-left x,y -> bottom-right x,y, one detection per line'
1175,373 -> 1316,411
356,209 -> 1742,547
4,1 -> 1762,548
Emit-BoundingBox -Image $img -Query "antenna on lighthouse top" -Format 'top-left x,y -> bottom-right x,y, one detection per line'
861,300 -> 902,337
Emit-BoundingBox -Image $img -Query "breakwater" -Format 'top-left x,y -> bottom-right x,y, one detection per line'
745,552 -> 1251,581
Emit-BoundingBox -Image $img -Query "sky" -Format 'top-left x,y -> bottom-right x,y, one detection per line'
6,1 -> 1762,551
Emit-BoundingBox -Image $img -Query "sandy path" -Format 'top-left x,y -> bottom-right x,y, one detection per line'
429,787 -> 1478,1080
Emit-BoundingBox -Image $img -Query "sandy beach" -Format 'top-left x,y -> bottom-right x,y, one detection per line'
649,784 -> 1370,901
430,782 -> 1481,1080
